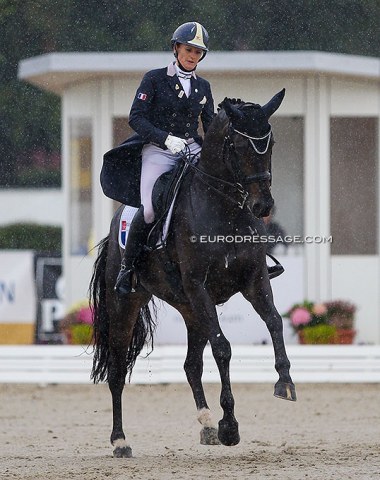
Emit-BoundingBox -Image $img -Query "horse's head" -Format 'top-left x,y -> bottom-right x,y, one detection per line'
219,89 -> 285,217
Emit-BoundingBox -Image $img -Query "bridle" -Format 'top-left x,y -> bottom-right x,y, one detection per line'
226,125 -> 272,187
182,122 -> 272,209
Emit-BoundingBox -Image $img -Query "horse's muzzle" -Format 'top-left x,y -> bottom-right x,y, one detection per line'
252,196 -> 274,218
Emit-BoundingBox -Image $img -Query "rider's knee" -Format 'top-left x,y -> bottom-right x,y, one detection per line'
142,206 -> 155,224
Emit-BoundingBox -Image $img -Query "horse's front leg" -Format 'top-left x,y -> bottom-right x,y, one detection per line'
242,276 -> 297,402
182,280 -> 240,446
177,305 -> 220,445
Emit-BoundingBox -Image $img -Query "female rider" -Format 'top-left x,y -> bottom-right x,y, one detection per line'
115,22 -> 214,295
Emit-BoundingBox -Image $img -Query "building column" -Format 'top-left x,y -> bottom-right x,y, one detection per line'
92,79 -> 114,246
304,75 -> 331,301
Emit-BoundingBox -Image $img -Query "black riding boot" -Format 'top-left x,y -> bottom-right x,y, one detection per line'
114,207 -> 151,296
267,253 -> 285,280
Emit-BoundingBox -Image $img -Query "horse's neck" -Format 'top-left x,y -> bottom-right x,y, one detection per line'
198,112 -> 229,176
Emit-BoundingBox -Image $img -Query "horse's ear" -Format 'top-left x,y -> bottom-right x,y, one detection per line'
219,97 -> 243,121
262,89 -> 286,119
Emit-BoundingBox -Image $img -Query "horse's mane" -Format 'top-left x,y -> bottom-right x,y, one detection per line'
203,97 -> 263,149
218,97 -> 262,112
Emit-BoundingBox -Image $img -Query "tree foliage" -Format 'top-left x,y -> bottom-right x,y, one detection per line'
0,0 -> 379,187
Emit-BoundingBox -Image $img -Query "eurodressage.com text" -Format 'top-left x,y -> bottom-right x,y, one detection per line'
189,235 -> 333,244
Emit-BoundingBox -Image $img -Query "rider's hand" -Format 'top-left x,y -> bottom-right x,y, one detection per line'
164,135 -> 187,154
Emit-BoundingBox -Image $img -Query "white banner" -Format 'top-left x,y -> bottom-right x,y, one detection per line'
0,251 -> 36,323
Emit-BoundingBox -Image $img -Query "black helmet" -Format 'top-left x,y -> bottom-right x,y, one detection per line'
171,22 -> 209,59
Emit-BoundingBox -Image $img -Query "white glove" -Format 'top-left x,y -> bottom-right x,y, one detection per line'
164,135 -> 187,154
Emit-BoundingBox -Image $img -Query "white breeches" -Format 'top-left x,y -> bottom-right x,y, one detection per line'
140,142 -> 201,223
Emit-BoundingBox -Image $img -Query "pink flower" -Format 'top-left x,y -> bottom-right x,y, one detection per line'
312,303 -> 327,316
77,307 -> 93,325
290,307 -> 311,326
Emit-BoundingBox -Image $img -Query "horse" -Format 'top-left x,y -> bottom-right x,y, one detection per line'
90,89 -> 297,458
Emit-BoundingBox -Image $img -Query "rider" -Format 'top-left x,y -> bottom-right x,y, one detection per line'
114,22 -> 283,295
114,21 -> 215,295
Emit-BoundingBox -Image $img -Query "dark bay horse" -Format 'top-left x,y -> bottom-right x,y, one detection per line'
90,89 -> 296,458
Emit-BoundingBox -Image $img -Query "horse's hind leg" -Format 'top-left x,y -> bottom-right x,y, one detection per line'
178,305 -> 220,445
107,292 -> 152,457
242,279 -> 297,402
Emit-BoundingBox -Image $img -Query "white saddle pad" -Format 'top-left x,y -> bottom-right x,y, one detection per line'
118,203 -> 175,250
118,205 -> 138,249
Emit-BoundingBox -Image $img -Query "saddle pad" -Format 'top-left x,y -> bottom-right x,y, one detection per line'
118,202 -> 175,250
118,205 -> 139,249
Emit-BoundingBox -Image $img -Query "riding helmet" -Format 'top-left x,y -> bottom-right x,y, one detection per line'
171,22 -> 209,59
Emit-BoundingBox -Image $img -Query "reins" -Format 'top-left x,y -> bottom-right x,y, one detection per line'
181,146 -> 249,209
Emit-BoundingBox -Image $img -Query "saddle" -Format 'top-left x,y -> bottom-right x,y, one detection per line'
147,158 -> 191,249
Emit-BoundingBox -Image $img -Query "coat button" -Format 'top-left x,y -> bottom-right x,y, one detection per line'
170,123 -> 175,127
185,133 -> 189,137
188,113 -> 192,117
172,113 -> 177,117
186,123 -> 190,127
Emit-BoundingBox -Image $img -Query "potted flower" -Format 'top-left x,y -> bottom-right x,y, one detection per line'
284,301 -> 336,344
284,299 -> 356,344
60,300 -> 93,345
325,300 -> 356,344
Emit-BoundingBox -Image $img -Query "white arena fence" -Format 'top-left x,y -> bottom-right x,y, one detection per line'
0,345 -> 380,384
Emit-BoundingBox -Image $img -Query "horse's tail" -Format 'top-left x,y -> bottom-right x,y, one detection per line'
125,300 -> 157,382
89,235 -> 157,383
90,236 -> 110,383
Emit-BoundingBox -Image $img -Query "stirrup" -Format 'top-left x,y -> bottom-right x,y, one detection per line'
114,268 -> 135,296
267,253 -> 284,280
268,264 -> 284,279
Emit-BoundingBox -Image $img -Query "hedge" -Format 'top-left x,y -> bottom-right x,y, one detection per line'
0,223 -> 62,253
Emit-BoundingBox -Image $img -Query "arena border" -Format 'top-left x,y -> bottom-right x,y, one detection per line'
0,345 -> 379,384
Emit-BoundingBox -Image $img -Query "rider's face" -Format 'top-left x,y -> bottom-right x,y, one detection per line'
175,44 -> 204,70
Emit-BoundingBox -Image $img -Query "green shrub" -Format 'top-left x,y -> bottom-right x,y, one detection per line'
302,325 -> 337,344
17,169 -> 61,188
0,223 -> 62,253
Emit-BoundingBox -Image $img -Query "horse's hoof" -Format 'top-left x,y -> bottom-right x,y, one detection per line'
113,445 -> 133,458
274,381 -> 297,401
218,419 -> 240,446
200,427 -> 221,445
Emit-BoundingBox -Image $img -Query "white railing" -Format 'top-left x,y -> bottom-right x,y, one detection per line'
0,345 -> 379,384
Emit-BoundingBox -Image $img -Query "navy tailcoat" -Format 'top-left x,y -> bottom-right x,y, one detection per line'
100,62 -> 214,206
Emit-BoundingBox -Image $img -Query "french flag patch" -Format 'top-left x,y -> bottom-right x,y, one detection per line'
121,220 -> 127,246
137,92 -> 147,100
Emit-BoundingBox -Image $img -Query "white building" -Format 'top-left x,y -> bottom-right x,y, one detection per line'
18,51 -> 380,344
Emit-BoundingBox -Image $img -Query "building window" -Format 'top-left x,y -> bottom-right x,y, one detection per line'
270,117 -> 304,251
112,117 -> 134,211
330,117 -> 378,255
69,118 -> 92,255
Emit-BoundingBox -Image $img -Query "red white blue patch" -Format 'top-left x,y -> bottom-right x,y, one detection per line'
119,205 -> 139,249
120,220 -> 127,247
137,92 -> 147,101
